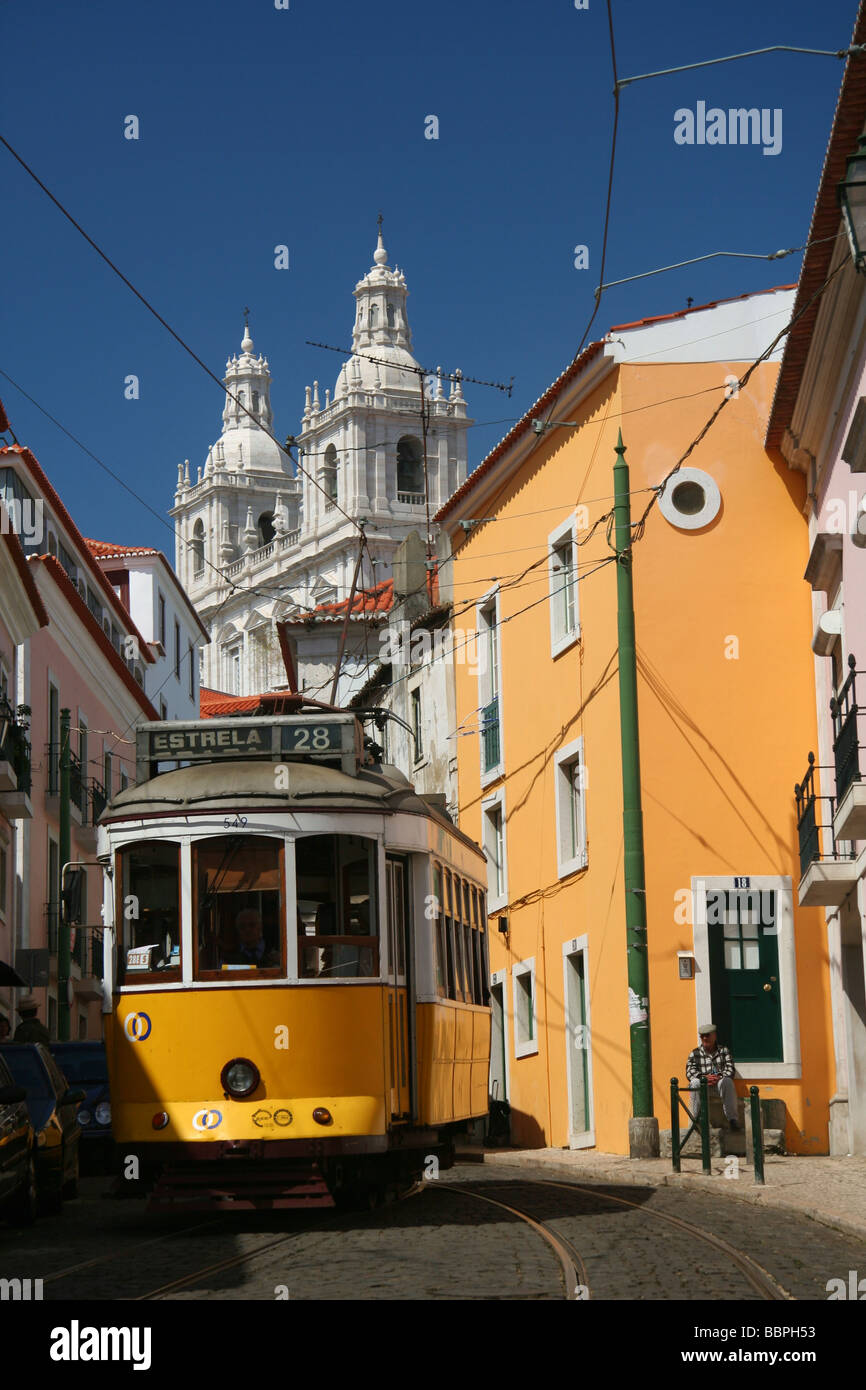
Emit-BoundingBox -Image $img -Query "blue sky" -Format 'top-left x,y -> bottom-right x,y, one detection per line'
0,0 -> 859,553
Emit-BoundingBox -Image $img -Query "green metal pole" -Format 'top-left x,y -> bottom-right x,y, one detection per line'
670,1078 -> 680,1173
58,708 -> 71,1042
699,1076 -> 711,1175
614,432 -> 657,1156
750,1086 -> 765,1185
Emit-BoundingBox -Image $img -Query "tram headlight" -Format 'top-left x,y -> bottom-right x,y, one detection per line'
221,1058 -> 260,1099
95,1101 -> 111,1127
78,1109 -> 92,1127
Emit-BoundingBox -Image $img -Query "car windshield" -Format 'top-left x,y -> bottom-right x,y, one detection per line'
0,1048 -> 53,1097
51,1050 -> 108,1085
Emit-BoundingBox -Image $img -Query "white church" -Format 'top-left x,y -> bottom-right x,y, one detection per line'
171,227 -> 472,703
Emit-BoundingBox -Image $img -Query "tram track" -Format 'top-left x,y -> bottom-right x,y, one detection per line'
447,1175 -> 792,1302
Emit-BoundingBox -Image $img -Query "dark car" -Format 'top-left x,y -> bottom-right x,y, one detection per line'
50,1041 -> 113,1169
0,1053 -> 37,1225
0,1044 -> 83,1213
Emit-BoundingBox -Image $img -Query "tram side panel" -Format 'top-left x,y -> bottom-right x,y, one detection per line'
106,985 -> 389,1147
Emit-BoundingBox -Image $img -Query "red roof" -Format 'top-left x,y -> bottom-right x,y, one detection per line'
30,554 -> 158,720
766,3 -> 866,447
0,445 -> 154,664
85,539 -> 159,559
309,578 -> 395,620
199,688 -> 312,718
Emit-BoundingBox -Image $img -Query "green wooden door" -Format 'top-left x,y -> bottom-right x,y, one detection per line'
708,887 -> 783,1063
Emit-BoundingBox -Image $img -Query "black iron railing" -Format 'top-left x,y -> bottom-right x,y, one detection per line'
89,779 -> 107,823
831,655 -> 862,802
794,752 -> 854,878
0,704 -> 31,794
481,696 -> 501,773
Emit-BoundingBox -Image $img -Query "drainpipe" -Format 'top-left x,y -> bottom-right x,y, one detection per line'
613,433 -> 658,1157
58,708 -> 71,1042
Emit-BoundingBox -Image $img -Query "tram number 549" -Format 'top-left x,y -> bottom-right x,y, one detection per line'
223,814 -> 248,829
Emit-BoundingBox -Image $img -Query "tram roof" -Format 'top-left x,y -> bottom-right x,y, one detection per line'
101,758 -> 484,857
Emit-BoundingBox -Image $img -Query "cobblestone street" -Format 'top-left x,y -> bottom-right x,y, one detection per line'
4,1163 -> 865,1302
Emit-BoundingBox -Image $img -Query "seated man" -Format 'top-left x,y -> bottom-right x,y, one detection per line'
686,1022 -> 740,1130
222,908 -> 280,969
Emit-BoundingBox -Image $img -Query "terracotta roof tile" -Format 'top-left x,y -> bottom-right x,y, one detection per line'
85,539 -> 160,559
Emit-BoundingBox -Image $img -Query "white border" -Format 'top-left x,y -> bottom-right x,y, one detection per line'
553,734 -> 588,878
562,935 -> 595,1148
512,956 -> 537,1058
692,875 -> 801,1079
548,514 -> 580,657
658,466 -> 721,531
481,786 -> 508,913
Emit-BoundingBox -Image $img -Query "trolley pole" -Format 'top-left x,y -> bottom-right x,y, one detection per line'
58,708 -> 72,1042
613,432 -> 658,1158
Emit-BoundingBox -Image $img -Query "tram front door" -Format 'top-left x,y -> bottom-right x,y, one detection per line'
385,856 -> 412,1120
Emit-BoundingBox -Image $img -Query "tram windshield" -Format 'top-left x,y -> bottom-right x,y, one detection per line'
194,835 -> 284,977
296,834 -> 378,979
117,841 -> 181,983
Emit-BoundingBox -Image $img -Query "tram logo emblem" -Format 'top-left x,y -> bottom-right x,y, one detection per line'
192,1109 -> 222,1131
252,1108 -> 293,1129
124,1012 -> 152,1042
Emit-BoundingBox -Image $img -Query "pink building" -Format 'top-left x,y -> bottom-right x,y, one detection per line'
766,17 -> 866,1155
0,423 -> 158,1039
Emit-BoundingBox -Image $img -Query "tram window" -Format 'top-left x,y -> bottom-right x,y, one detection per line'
476,886 -> 490,1005
462,879 -> 477,1004
117,842 -> 181,982
296,834 -> 378,979
431,863 -> 446,997
193,835 -> 284,978
386,858 -> 406,979
445,870 -> 466,1002
442,870 -> 455,998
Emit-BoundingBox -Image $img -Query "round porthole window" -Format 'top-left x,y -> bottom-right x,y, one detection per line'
658,467 -> 721,531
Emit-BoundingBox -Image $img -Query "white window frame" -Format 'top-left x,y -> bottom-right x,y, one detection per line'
512,956 -> 538,1059
482,787 -> 508,913
476,584 -> 504,787
562,936 -> 595,1148
692,876 -> 800,1079
548,515 -> 580,657
554,734 -> 588,877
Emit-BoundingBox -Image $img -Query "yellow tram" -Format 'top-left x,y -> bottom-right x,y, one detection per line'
98,710 -> 491,1208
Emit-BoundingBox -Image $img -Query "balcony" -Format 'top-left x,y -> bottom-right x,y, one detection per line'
831,656 -> 866,840
795,753 -> 858,906
397,492 -> 426,506
481,696 -> 501,775
0,703 -> 33,819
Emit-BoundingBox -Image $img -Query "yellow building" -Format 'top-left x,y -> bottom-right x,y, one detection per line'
436,287 -> 834,1156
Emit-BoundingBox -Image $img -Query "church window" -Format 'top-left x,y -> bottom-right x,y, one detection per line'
252,391 -> 260,414
397,436 -> 425,498
258,511 -> 275,545
191,520 -> 205,577
386,302 -> 395,327
321,445 -> 338,510
369,304 -> 379,328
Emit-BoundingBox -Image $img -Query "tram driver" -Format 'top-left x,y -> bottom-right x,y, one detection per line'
221,908 -> 280,970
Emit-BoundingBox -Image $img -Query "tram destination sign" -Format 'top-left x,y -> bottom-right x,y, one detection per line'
136,714 -> 361,780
